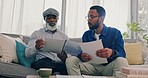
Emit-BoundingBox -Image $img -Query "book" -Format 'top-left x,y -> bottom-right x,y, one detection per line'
79,40 -> 107,64
121,66 -> 148,75
116,72 -> 148,78
129,65 -> 148,68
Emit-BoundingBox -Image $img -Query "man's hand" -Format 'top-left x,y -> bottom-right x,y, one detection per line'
81,52 -> 92,62
57,51 -> 67,62
35,38 -> 45,50
96,48 -> 113,58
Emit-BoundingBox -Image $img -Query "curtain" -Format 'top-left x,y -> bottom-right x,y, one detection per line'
0,0 -> 131,38
65,0 -> 131,38
65,0 -> 93,38
0,0 -> 62,35
99,0 -> 131,33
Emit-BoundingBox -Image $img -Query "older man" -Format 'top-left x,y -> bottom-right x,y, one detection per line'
25,8 -> 68,75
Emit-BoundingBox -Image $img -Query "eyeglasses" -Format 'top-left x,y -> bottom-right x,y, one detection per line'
85,15 -> 99,20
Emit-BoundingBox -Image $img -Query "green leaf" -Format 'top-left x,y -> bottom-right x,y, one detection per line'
122,32 -> 129,39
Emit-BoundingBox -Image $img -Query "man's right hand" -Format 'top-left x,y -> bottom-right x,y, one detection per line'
35,38 -> 45,50
81,52 -> 92,62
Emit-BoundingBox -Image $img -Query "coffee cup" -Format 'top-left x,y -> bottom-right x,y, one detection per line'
37,68 -> 52,78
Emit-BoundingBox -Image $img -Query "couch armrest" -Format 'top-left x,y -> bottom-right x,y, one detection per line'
124,39 -> 143,43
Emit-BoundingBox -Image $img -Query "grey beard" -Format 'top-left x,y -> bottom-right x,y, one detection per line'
48,23 -> 56,27
46,23 -> 57,31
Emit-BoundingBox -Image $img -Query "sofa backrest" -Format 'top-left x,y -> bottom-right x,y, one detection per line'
1,33 -> 83,44
124,39 -> 143,43
2,33 -> 143,44
69,38 -> 82,43
1,33 -> 31,44
2,33 -> 148,65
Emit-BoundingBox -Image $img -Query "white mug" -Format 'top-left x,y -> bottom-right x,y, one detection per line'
37,68 -> 52,78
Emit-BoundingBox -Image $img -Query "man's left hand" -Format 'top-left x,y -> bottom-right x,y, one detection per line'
96,48 -> 113,58
57,51 -> 67,62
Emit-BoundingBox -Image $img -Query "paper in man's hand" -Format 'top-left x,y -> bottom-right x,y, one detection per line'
42,38 -> 66,53
79,40 -> 107,64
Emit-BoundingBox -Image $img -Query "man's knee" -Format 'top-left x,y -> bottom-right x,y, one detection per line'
115,57 -> 128,62
66,56 -> 79,62
66,56 -> 80,66
115,57 -> 129,66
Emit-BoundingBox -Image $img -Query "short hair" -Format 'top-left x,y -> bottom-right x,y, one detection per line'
90,5 -> 106,17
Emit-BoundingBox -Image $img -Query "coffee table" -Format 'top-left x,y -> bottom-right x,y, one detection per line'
26,75 -> 114,78
26,75 -> 55,78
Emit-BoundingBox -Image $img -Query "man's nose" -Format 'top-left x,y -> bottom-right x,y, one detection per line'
47,19 -> 55,22
50,18 -> 55,21
87,19 -> 92,23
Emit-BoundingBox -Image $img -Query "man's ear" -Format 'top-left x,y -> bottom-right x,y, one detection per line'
100,16 -> 104,22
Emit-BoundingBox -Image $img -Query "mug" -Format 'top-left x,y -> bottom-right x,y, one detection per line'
37,68 -> 52,78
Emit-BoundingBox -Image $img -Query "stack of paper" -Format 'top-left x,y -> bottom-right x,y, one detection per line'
116,65 -> 148,78
116,72 -> 148,78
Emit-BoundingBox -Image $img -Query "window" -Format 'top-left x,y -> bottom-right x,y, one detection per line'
137,0 -> 148,44
138,0 -> 148,35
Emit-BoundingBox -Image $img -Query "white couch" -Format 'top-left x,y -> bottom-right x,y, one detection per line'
0,33 -> 147,78
4,33 -> 148,65
70,38 -> 148,65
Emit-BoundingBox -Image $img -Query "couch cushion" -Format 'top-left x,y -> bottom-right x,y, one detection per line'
0,34 -> 19,63
0,62 -> 37,78
16,40 -> 31,67
124,42 -> 144,65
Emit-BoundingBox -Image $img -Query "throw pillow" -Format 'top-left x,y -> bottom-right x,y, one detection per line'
3,34 -> 24,63
124,42 -> 144,65
0,34 -> 17,63
15,40 -> 31,67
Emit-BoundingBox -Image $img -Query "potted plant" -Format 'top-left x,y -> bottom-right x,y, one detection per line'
123,22 -> 144,39
122,22 -> 148,47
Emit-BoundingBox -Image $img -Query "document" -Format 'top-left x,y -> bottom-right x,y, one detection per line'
42,38 -> 66,53
64,40 -> 82,56
56,75 -> 83,78
79,40 -> 107,64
